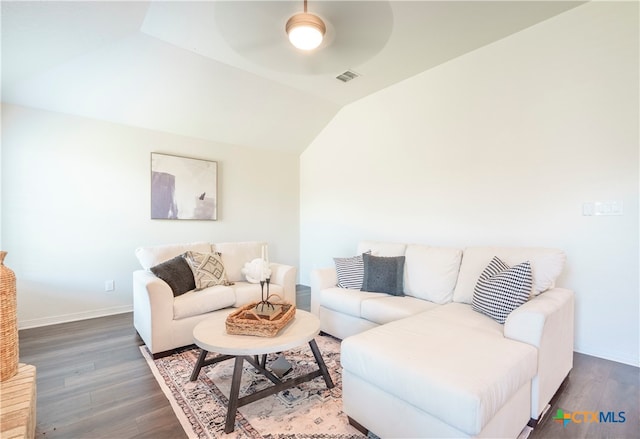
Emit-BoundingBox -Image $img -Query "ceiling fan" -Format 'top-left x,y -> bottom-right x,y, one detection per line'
213,0 -> 393,75
285,0 -> 326,51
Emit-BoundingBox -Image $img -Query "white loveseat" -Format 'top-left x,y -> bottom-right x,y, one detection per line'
311,241 -> 574,438
133,241 -> 296,358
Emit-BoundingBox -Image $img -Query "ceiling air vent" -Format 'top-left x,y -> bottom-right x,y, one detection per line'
336,70 -> 360,83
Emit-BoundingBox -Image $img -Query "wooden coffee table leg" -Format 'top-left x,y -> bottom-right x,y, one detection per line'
190,349 -> 208,381
252,354 -> 268,368
309,339 -> 334,389
224,356 -> 245,434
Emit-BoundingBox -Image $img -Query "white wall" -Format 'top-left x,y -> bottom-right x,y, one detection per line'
2,104 -> 299,328
300,2 -> 639,366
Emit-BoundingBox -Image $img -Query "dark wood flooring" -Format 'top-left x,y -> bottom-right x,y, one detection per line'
18,286 -> 638,438
19,312 -> 185,438
530,353 -> 639,438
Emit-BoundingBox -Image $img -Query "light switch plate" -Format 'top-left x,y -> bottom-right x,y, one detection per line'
583,201 -> 623,216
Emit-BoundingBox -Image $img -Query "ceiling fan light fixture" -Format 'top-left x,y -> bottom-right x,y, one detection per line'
286,10 -> 326,51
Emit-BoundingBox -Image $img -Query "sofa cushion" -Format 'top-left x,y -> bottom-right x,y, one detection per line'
214,241 -> 265,283
341,308 -> 537,435
361,254 -> 405,296
472,257 -> 532,324
425,302 -> 508,333
360,296 -> 439,325
320,287 -> 387,318
136,241 -> 212,270
404,245 -> 462,304
334,252 -> 369,289
453,247 -> 566,304
357,240 -> 407,257
173,285 -> 236,320
231,282 -> 285,308
183,251 -> 230,290
150,255 -> 196,297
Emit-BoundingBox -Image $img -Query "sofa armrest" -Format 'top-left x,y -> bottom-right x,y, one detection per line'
504,287 -> 575,419
310,267 -> 337,316
133,270 -> 175,353
505,288 -> 574,347
269,263 -> 297,306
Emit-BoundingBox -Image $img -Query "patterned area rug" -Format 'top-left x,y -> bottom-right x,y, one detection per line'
140,335 -> 365,438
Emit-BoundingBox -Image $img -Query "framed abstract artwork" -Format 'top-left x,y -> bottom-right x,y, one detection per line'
151,153 -> 218,220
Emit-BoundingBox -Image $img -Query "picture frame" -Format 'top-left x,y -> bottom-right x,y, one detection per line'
151,152 -> 217,220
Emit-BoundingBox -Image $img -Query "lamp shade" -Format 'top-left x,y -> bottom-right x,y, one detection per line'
286,12 -> 326,50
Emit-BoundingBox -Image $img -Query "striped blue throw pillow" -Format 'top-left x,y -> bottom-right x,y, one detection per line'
334,251 -> 371,289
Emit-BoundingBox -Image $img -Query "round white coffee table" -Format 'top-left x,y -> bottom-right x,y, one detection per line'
190,309 -> 334,434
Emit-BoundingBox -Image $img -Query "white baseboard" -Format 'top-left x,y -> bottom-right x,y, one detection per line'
18,305 -> 133,330
574,346 -> 640,368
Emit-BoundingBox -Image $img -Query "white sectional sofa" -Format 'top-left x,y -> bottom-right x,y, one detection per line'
133,241 -> 296,358
310,241 -> 574,438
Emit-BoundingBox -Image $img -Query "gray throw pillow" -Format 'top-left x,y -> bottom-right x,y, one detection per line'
150,254 -> 196,297
361,254 -> 405,296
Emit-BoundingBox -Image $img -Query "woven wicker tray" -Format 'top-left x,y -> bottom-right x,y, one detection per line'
225,302 -> 296,337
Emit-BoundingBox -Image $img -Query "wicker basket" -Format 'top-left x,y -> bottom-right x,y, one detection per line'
226,302 -> 296,337
1,251 -> 18,382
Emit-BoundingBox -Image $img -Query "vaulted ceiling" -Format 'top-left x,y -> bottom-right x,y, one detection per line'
1,1 -> 583,153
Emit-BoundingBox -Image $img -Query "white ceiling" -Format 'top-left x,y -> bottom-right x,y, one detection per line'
1,1 -> 583,153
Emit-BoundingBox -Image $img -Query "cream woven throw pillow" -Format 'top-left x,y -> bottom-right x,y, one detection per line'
183,251 -> 230,290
